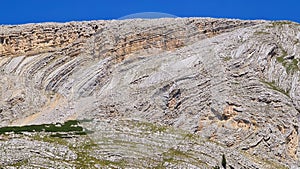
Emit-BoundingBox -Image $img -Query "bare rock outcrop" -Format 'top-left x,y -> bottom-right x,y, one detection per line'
0,21 -> 105,57
0,18 -> 299,168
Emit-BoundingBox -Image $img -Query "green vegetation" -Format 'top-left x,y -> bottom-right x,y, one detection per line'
254,31 -> 270,35
33,133 -> 127,168
270,21 -> 294,27
279,46 -> 288,59
223,56 -> 232,62
277,57 -> 300,74
286,58 -> 299,73
11,159 -> 29,167
8,119 -> 127,168
165,148 -> 189,158
0,120 -> 87,136
33,134 -> 69,146
276,47 -> 299,74
222,154 -> 227,169
183,133 -> 199,140
136,121 -> 169,133
261,80 -> 290,97
73,138 -> 126,168
266,21 -> 296,29
28,120 -> 177,168
154,147 -> 207,168
4,119 -> 290,168
276,56 -> 285,63
212,154 -> 227,169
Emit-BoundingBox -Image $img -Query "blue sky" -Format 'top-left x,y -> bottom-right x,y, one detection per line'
0,0 -> 299,24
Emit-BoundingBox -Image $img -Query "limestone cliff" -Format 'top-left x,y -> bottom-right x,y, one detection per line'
0,18 -> 299,168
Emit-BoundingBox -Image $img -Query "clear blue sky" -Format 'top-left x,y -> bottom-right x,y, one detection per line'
1,0 -> 299,25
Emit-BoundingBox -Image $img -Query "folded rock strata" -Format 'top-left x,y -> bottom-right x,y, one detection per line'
0,18 -> 299,168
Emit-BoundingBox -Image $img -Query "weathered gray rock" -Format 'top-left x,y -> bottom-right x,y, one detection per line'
0,18 -> 299,168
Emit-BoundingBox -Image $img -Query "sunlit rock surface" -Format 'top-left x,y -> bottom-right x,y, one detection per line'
0,18 -> 299,168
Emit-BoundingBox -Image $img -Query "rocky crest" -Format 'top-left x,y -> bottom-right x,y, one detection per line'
0,18 -> 299,168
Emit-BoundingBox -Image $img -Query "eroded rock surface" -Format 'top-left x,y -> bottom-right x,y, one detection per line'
0,18 -> 299,168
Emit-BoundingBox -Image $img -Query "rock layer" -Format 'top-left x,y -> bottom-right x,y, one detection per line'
0,18 -> 299,168
0,21 -> 105,57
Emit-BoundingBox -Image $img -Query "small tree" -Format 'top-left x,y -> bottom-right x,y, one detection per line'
222,154 -> 226,169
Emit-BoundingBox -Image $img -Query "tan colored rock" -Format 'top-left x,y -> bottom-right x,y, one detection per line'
222,105 -> 237,120
0,21 -> 105,57
287,128 -> 299,159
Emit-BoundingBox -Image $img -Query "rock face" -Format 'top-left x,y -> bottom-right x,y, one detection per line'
0,18 -> 299,168
0,21 -> 104,57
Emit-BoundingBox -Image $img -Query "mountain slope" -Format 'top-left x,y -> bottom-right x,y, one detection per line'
0,18 -> 299,168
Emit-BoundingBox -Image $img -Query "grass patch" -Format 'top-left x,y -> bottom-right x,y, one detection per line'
155,147 -> 208,168
11,159 -> 29,167
286,59 -> 299,73
279,46 -> 288,58
182,132 -> 202,141
276,47 -> 299,74
254,31 -> 270,35
73,138 -> 127,168
33,134 -> 69,146
261,80 -> 290,97
271,21 -> 294,27
276,56 -> 285,63
223,56 -> 232,62
154,148 -> 189,168
0,120 -> 89,136
136,121 -> 169,133
33,133 -> 127,168
167,148 -> 189,157
74,139 -> 124,168
277,57 -> 300,74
